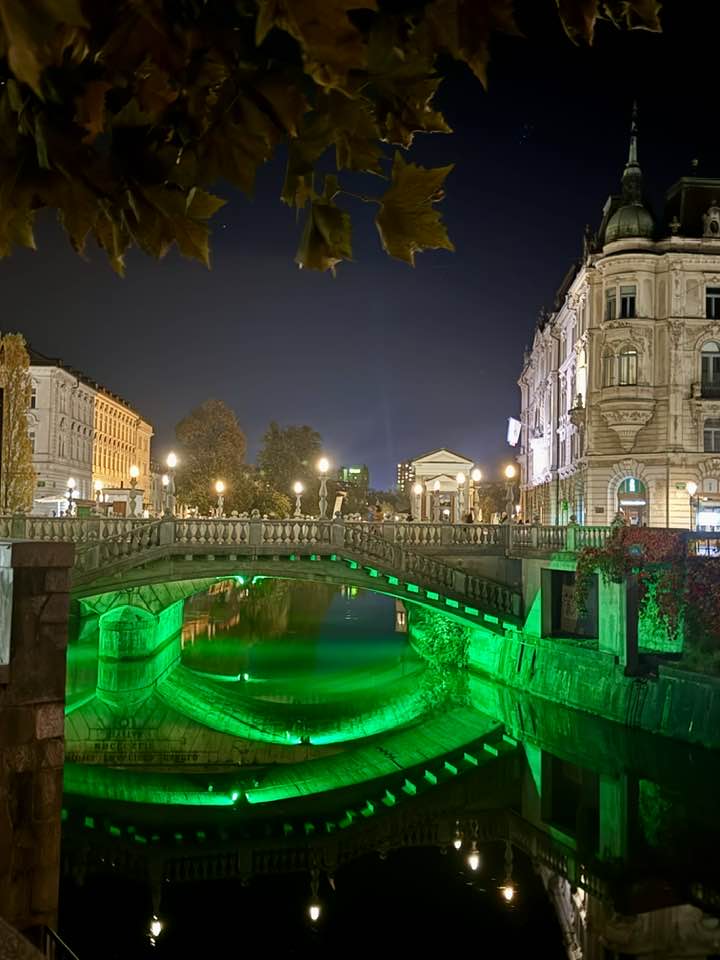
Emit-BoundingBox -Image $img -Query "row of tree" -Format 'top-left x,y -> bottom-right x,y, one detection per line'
173,397 -> 508,519
173,399 -> 408,517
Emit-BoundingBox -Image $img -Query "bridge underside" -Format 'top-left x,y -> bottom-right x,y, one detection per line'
73,550 -> 521,635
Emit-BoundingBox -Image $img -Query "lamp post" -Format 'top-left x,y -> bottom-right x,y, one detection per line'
687,481 -> 698,531
317,457 -> 329,519
456,472 -> 466,523
470,467 -> 482,522
499,840 -> 516,904
412,482 -> 424,520
165,452 -> 177,517
504,464 -> 517,522
293,481 -> 304,518
432,479 -> 440,522
129,464 -> 140,517
94,479 -> 103,514
66,476 -> 76,516
161,474 -> 169,517
214,480 -> 225,518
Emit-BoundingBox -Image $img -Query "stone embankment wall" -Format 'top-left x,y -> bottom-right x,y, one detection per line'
0,541 -> 73,944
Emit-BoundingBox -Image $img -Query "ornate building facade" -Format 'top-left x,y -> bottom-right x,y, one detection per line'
27,349 -> 153,514
519,112 -> 720,529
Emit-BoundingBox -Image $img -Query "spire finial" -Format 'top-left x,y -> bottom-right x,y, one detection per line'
628,100 -> 638,166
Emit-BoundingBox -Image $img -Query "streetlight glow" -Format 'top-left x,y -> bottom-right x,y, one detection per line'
504,464 -> 516,480
149,916 -> 162,938
412,482 -> 423,496
67,477 -> 76,490
468,850 -> 480,871
215,480 -> 225,494
94,479 -> 103,492
130,464 -> 140,480
293,481 -> 304,495
308,902 -> 321,922
318,457 -> 329,475
456,472 -> 466,485
687,481 -> 698,497
433,479 -> 440,492
166,452 -> 177,469
161,474 -> 169,488
501,884 -> 516,902
471,468 -> 482,483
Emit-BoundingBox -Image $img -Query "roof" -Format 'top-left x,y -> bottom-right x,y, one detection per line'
28,344 -> 151,423
410,448 -> 474,465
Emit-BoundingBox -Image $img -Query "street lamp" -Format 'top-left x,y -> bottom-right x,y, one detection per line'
504,464 -> 517,522
467,840 -> 481,872
470,467 -> 482,522
214,480 -> 225,517
94,479 -> 103,513
412,482 -> 424,520
129,464 -> 140,517
66,476 -> 76,516
456,471 -> 466,523
687,480 -> 698,531
293,481 -> 304,518
165,452 -> 178,517
317,457 -> 329,519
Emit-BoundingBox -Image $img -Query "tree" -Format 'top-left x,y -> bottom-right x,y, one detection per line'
175,399 -> 248,513
476,481 -> 506,521
256,422 -> 323,502
0,333 -> 35,513
0,1 -> 660,274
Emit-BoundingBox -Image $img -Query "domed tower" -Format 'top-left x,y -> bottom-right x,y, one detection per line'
603,104 -> 655,244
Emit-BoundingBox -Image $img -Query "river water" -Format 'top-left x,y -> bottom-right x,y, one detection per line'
60,577 -> 720,958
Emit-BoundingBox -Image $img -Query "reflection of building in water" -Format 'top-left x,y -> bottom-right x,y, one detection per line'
395,601 -> 407,633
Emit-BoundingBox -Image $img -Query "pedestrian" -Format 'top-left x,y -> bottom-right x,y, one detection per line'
373,503 -> 383,523
464,509 -> 474,523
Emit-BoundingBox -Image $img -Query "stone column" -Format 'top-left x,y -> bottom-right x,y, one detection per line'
0,540 -> 74,943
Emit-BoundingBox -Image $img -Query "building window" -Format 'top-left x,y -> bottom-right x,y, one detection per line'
619,285 -> 636,319
704,418 -> 720,453
701,341 -> 720,397
706,287 -> 720,319
605,289 -> 616,321
29,431 -> 35,454
618,349 -> 638,386
30,384 -> 37,409
703,477 -> 719,493
602,349 -> 615,387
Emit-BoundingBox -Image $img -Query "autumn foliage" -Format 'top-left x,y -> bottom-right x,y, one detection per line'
0,1 -> 661,273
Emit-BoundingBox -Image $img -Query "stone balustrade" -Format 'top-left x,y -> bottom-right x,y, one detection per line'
0,515 -> 621,556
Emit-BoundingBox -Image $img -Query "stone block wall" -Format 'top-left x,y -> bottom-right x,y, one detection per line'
0,540 -> 73,944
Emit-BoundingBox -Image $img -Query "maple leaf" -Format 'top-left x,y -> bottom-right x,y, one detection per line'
375,152 -> 454,266
74,80 -> 110,144
295,174 -> 352,274
426,0 -> 520,87
326,91 -> 384,174
140,184 -> 226,266
0,0 -> 88,94
256,0 -> 378,91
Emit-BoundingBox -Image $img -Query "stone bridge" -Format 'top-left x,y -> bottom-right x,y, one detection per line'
0,515 -> 617,631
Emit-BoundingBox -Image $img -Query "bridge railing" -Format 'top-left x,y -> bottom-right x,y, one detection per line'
0,514 -> 618,557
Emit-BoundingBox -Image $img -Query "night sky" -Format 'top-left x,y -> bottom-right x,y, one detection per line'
2,0 -> 716,488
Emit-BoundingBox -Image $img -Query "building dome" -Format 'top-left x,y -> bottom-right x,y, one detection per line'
605,201 -> 654,243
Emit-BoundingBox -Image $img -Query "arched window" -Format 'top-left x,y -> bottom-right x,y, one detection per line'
618,348 -> 638,386
701,341 -> 720,397
617,477 -> 648,525
602,349 -> 615,387
704,418 -> 720,452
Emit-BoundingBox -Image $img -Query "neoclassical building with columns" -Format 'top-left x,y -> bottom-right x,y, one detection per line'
519,112 -> 720,529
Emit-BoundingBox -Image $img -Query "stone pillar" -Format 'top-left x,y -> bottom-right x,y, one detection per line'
0,540 -> 73,943
96,601 -> 183,711
598,576 -> 638,672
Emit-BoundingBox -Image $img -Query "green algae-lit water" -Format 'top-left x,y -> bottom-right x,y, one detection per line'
60,577 -> 720,958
